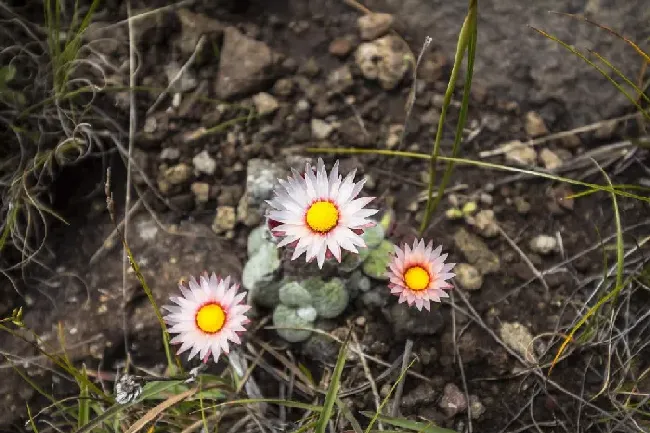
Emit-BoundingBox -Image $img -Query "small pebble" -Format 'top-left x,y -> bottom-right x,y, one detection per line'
455,263 -> 483,291
479,193 -> 493,206
529,235 -> 558,255
329,37 -> 353,57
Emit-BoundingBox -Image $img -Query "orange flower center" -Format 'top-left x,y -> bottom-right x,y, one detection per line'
403,266 -> 430,291
195,303 -> 226,334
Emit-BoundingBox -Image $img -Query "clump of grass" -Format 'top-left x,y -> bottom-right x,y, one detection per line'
0,0 -> 109,292
530,14 -> 650,431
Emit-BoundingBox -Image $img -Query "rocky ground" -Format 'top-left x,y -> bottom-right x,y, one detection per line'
0,0 -> 648,432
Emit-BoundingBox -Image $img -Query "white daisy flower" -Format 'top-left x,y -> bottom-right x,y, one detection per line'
386,239 -> 456,311
163,273 -> 251,364
266,158 -> 378,268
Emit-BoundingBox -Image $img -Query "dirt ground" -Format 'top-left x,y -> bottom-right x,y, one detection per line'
0,0 -> 649,432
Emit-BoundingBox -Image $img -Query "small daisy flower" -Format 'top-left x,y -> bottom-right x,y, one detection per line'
386,239 -> 456,311
163,273 -> 251,364
266,158 -> 378,268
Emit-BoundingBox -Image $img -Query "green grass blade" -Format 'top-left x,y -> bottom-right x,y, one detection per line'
26,404 -> 39,433
291,420 -> 318,433
307,147 -> 650,203
360,412 -> 457,433
421,0 -> 477,233
315,328 -> 352,433
550,11 -> 650,64
199,398 -> 324,414
549,161 -> 626,375
337,398 -> 364,433
587,49 -> 650,106
530,26 -> 650,121
120,238 -> 178,371
364,356 -> 417,433
0,201 -> 19,253
422,1 -> 478,233
77,365 -> 90,428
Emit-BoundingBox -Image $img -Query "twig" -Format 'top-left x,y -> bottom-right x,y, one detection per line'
451,292 -> 473,433
496,223 -> 551,295
479,112 -> 642,158
491,221 -> 650,305
123,0 -> 137,371
398,36 -> 433,152
88,196 -> 143,265
390,338 -> 413,417
453,287 -> 635,426
99,0 -> 196,33
147,34 -> 207,115
350,327 -> 383,430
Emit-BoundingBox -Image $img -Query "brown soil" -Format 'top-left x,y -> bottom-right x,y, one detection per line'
0,0 -> 648,432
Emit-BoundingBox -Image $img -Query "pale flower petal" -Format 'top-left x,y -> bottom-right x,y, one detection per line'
266,158 -> 377,268
385,239 -> 455,309
162,273 -> 250,364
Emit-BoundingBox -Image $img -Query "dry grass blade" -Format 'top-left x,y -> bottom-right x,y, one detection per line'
549,11 -> 650,64
125,387 -> 198,433
548,160 -> 625,375
529,26 -> 650,122
361,412 -> 457,433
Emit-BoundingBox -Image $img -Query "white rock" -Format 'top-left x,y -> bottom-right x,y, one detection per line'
190,182 -> 210,204
501,140 -> 537,166
252,92 -> 279,116
311,118 -> 335,140
524,111 -> 548,137
472,209 -> 499,238
529,235 -> 558,255
160,147 -> 180,161
499,322 -> 537,364
212,206 -> 236,234
539,148 -> 563,170
192,150 -> 217,175
385,124 -> 403,149
455,263 -> 483,291
355,35 -> 410,90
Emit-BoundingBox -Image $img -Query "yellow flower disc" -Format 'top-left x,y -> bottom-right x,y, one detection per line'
306,201 -> 339,233
195,303 -> 226,334
403,266 -> 430,291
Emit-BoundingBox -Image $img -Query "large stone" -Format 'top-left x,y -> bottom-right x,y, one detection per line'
215,27 -> 275,99
246,159 -> 285,208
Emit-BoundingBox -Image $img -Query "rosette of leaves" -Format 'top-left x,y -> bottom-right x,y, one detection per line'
339,213 -> 390,272
272,278 -> 350,342
272,304 -> 318,343
243,225 -> 281,307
